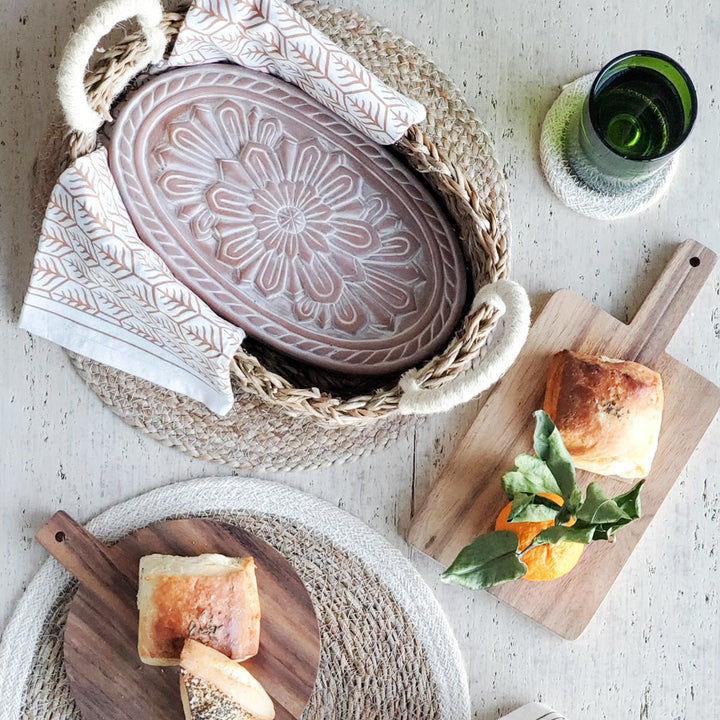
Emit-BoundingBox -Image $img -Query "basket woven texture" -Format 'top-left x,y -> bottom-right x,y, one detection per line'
4,478 -> 470,720
33,0 -> 511,471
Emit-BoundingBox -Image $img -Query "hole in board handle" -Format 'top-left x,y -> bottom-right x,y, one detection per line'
55,531 -> 66,543
689,256 -> 700,267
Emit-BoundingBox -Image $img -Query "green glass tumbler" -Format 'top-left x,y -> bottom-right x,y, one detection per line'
567,50 -> 697,193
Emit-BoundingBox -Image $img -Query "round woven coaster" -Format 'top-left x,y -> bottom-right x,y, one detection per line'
35,1 -> 511,471
540,73 -> 678,220
0,478 -> 470,720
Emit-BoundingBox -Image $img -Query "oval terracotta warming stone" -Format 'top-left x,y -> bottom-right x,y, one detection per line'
109,64 -> 467,375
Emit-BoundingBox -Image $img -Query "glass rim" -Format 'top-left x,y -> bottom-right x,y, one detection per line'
588,49 -> 698,163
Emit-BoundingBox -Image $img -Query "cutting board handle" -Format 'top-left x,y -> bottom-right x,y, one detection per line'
36,511 -> 138,612
629,239 -> 717,362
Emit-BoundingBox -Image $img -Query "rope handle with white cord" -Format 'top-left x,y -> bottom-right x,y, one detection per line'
57,0 -> 166,134
398,279 -> 531,415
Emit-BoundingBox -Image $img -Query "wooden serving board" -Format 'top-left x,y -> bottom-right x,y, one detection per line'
408,239 -> 720,640
36,513 -> 320,720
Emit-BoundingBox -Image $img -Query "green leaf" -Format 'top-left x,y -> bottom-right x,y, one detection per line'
613,480 -> 644,520
502,471 -> 531,498
441,531 -> 528,589
532,410 -> 582,512
576,482 -> 631,525
532,409 -> 554,460
507,492 -> 534,520
508,494 -> 562,522
576,480 -> 645,540
555,504 -> 573,526
532,525 -> 596,545
501,454 -> 562,497
588,521 -> 629,541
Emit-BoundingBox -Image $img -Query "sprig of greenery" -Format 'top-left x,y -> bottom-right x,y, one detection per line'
437,532 -> 527,590
441,410 -> 644,590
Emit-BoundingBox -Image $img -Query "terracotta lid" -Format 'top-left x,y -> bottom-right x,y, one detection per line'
109,65 -> 467,376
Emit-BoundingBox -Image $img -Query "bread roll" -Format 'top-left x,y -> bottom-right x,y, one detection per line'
543,350 -> 664,479
179,639 -> 275,720
137,554 -> 260,666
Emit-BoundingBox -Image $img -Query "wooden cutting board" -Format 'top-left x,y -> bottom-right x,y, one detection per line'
408,239 -> 720,639
36,513 -> 320,720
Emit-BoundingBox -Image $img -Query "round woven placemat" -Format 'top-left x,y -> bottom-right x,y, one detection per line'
34,0 -> 511,472
0,478 -> 470,720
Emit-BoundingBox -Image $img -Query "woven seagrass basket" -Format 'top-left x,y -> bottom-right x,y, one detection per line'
36,0 -> 528,429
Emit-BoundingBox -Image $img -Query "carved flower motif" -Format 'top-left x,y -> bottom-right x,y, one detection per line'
157,102 -> 424,335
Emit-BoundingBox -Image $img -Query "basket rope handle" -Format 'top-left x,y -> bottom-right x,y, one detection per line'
57,0 -> 166,134
397,279 -> 531,415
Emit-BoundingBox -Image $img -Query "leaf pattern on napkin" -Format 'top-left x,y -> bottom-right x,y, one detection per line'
22,148 -> 244,413
167,0 -> 426,144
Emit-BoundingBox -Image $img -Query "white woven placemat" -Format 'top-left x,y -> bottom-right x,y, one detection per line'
0,477 -> 470,720
540,73 -> 678,219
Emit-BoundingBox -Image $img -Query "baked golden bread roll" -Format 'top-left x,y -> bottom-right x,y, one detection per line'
179,639 -> 275,720
137,554 -> 260,666
543,350 -> 664,479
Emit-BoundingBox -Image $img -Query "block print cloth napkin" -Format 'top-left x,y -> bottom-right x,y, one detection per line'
20,0 -> 426,414
19,148 -> 245,415
500,703 -> 568,720
166,0 -> 426,144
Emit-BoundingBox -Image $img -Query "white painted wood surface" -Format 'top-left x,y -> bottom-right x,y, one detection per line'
1,1 -> 718,718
